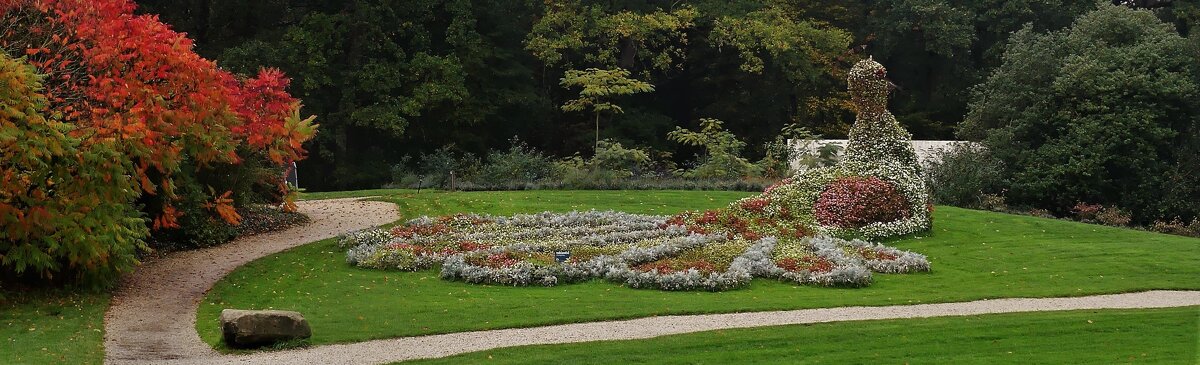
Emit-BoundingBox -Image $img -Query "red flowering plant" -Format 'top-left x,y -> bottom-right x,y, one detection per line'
665,209 -> 763,240
1,0 -> 316,231
813,176 -> 911,228
1071,202 -> 1103,222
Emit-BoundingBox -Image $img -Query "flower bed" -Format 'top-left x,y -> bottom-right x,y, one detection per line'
339,210 -> 931,291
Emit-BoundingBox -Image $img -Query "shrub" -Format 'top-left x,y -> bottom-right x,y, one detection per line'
1072,202 -> 1104,222
979,193 -> 1008,212
1,1 -> 316,284
478,138 -> 560,186
843,58 -> 922,174
0,53 -> 146,286
961,5 -> 1197,223
742,58 -> 931,240
1149,218 -> 1200,237
590,139 -> 651,177
758,124 -> 822,177
418,145 -> 480,189
925,143 -> 1004,208
669,118 -> 760,179
1095,206 -> 1133,227
814,177 -> 912,228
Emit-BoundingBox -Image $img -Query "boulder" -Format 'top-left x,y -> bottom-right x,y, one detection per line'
220,309 -> 311,348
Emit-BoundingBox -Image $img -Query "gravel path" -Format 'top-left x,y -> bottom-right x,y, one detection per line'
104,197 -> 399,364
109,290 -> 1200,365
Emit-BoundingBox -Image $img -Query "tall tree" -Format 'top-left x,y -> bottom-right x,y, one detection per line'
961,5 -> 1198,221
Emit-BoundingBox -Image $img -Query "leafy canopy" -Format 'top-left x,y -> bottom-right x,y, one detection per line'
560,68 -> 655,115
961,5 -> 1198,221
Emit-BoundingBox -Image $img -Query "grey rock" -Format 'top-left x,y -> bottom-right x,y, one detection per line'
220,309 -> 311,348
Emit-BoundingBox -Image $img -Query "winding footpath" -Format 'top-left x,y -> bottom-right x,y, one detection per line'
104,198 -> 1200,364
104,198 -> 399,363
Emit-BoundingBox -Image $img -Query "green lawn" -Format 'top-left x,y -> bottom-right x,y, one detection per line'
0,291 -> 107,364
401,307 -> 1200,364
197,190 -> 1200,349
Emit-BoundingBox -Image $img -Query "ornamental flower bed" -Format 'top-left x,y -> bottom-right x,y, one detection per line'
339,209 -> 930,291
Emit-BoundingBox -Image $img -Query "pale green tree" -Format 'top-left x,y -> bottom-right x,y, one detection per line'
560,68 -> 654,151
668,118 -> 760,179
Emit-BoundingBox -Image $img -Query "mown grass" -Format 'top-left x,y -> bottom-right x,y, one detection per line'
400,307 -> 1200,364
0,290 -> 107,364
197,190 -> 1200,349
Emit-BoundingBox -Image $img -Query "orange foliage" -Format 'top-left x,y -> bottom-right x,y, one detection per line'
1,0 -> 316,228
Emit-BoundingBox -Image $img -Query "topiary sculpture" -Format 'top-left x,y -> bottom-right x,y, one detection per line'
731,58 -> 932,239
844,58 -> 922,173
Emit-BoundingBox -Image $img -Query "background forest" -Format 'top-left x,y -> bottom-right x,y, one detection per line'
136,0 -> 1198,223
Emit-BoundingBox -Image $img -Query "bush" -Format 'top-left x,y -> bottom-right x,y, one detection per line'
385,140 -> 776,192
1149,218 -> 1200,237
1027,209 -> 1055,219
1072,202 -> 1104,222
669,119 -> 760,179
925,143 -> 1004,208
814,177 -> 912,228
1,1 -> 315,285
979,193 -> 1008,212
590,140 -> 651,177
478,138 -> 560,186
418,145 -> 480,189
1095,206 -> 1133,227
0,54 -> 146,286
961,5 -> 1197,223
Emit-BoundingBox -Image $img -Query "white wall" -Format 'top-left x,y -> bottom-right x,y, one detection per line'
787,139 -> 981,171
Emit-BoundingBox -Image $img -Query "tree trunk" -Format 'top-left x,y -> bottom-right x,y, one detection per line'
594,111 -> 601,153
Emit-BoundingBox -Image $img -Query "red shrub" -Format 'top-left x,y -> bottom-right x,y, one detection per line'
814,176 -> 911,228
1072,202 -> 1103,221
739,198 -> 770,212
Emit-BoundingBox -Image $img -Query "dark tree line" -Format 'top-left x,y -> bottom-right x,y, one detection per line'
135,0 -> 1197,191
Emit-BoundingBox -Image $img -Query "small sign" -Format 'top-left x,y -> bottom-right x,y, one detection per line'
554,251 -> 570,263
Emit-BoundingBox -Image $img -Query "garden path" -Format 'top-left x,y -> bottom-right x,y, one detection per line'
109,289 -> 1199,364
104,197 -> 400,364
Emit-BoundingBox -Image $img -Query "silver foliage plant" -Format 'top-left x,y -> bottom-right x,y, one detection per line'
341,210 -> 931,291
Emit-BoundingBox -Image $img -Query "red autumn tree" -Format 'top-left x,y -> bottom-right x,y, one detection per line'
0,0 -> 316,284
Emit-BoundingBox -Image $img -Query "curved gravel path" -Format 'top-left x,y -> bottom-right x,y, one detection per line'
104,197 -> 399,364
108,289 -> 1199,365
